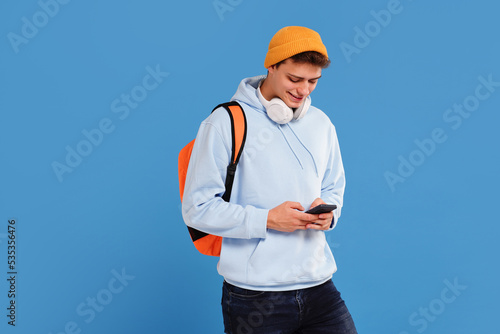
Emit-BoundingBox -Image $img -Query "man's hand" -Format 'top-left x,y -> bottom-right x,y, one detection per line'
267,199 -> 333,232
305,198 -> 334,231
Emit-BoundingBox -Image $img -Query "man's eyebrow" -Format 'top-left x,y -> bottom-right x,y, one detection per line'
287,73 -> 322,80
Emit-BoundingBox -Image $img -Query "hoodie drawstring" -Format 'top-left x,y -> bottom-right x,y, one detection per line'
276,124 -> 319,177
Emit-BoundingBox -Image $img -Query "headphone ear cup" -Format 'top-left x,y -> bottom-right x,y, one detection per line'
257,83 -> 307,124
267,98 -> 293,124
292,96 -> 311,121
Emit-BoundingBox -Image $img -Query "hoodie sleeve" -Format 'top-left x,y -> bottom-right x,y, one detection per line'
320,125 -> 346,230
181,110 -> 269,239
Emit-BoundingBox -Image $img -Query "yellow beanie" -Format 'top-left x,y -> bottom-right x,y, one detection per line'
264,26 -> 328,68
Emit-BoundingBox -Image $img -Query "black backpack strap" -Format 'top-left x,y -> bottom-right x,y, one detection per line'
212,101 -> 247,202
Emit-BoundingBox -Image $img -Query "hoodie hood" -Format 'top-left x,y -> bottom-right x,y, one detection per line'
231,75 -> 267,112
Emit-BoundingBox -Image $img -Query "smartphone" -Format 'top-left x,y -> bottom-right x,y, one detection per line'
305,204 -> 337,214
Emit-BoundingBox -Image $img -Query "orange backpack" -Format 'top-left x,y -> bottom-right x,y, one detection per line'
178,102 -> 247,256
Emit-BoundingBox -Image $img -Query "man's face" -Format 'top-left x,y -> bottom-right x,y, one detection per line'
265,59 -> 323,109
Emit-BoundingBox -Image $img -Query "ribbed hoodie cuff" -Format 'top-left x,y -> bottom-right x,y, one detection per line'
328,212 -> 339,231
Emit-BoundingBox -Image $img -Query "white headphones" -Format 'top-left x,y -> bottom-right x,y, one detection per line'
257,81 -> 311,124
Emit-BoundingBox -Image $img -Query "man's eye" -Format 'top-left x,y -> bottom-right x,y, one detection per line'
290,78 -> 299,83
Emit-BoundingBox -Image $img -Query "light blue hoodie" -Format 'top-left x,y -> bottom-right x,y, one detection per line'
182,75 -> 346,291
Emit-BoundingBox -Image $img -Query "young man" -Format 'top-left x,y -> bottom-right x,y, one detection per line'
182,26 -> 357,333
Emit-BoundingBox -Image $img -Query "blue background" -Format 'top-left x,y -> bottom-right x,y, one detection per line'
1,0 -> 499,333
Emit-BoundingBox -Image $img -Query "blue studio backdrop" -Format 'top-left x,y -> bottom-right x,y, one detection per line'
1,0 -> 499,333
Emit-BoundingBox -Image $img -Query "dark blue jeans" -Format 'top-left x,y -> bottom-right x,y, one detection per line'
222,280 -> 357,334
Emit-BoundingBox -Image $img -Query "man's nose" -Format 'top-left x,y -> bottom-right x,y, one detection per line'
297,83 -> 310,96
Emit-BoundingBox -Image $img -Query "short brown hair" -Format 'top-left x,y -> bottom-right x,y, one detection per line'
275,51 -> 331,69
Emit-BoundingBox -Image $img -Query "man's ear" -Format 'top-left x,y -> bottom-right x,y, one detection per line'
267,64 -> 276,76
